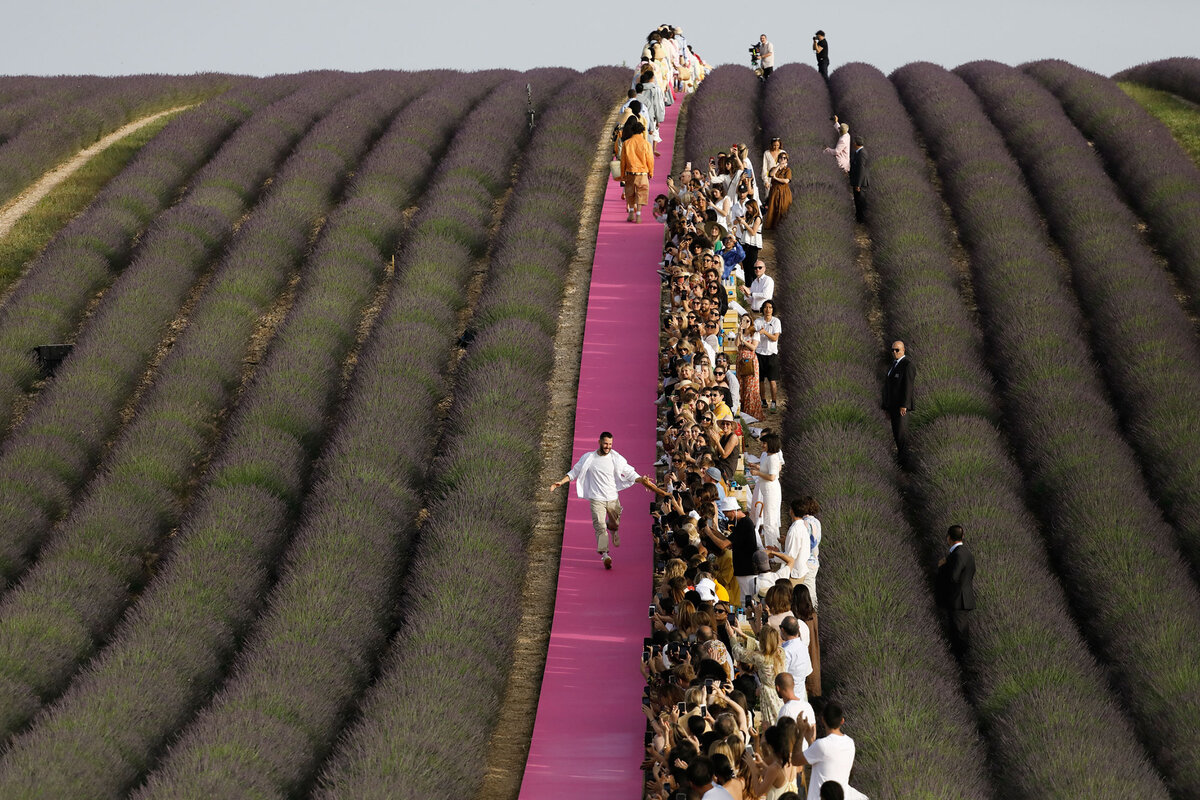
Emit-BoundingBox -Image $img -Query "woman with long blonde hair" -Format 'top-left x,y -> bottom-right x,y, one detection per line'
725,616 -> 786,723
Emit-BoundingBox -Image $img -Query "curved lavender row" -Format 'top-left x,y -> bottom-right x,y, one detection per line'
0,75 -> 366,592
1115,57 -> 1200,105
684,65 -> 762,166
893,61 -> 1200,797
831,62 -> 1168,798
0,72 -> 505,800
0,77 -> 429,747
960,59 -> 1200,595
311,67 -> 627,800
0,77 -> 300,430
1024,61 -> 1200,333
0,74 -> 241,207
762,63 -> 993,799
130,70 -> 576,800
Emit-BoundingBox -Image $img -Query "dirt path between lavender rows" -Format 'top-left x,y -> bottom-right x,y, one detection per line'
0,106 -> 192,239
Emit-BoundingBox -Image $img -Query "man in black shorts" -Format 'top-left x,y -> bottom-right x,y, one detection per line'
754,299 -> 781,410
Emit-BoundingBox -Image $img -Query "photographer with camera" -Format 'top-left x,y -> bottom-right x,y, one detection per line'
813,30 -> 830,80
757,34 -> 775,79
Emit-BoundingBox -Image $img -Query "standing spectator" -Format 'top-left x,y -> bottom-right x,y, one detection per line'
726,617 -> 786,722
758,33 -> 775,79
688,757 -> 736,800
754,300 -> 781,410
764,152 -> 792,229
936,523 -> 976,657
775,672 -> 816,726
735,199 -> 763,270
790,583 -> 821,698
720,233 -> 745,281
739,260 -> 774,313
778,615 -> 814,697
849,136 -> 869,223
745,724 -> 799,797
782,499 -> 812,588
728,499 -> 760,604
796,496 -> 822,607
880,339 -> 915,462
549,431 -> 657,569
750,431 -> 784,547
824,116 -> 850,173
619,115 -> 654,223
795,702 -> 867,800
736,314 -> 763,419
762,137 -> 783,194
813,31 -> 830,81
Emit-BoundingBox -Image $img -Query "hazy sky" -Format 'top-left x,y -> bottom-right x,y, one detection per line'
3,0 -> 1195,78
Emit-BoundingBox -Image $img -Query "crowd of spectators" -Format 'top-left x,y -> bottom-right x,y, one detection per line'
618,27 -> 867,800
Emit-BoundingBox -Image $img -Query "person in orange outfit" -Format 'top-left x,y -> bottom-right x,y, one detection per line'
619,115 -> 654,223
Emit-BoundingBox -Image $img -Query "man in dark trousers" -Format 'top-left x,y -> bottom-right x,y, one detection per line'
936,524 -> 976,658
848,136 -> 868,222
812,30 -> 830,80
881,340 -> 915,462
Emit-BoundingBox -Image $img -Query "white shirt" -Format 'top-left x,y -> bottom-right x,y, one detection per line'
567,449 -> 639,501
804,515 -> 822,568
781,634 -> 813,682
755,316 -> 780,355
702,786 -> 736,800
804,734 -> 859,800
748,274 -> 774,311
778,697 -> 816,726
784,519 -> 811,581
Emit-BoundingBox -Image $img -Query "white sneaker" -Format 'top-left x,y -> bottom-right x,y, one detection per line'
602,554 -> 612,569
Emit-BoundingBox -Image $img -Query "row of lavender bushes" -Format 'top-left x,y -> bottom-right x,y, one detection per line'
1115,56 -> 1200,105
0,75 -> 433,745
830,62 -> 1169,797
1025,60 -> 1200,359
0,72 -> 509,798
309,66 -> 627,800
763,63 -> 992,799
126,69 -> 579,800
0,74 -> 241,207
0,75 -> 365,594
0,76 -> 300,434
683,65 -> 761,169
959,59 -> 1200,597
893,61 -> 1200,798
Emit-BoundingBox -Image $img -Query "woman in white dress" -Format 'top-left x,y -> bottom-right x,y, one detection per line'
762,137 -> 783,195
750,432 -> 784,548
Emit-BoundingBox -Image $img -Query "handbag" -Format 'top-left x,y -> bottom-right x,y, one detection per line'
737,354 -> 755,378
610,159 -> 622,181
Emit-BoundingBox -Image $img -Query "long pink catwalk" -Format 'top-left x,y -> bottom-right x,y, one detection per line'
518,101 -> 679,797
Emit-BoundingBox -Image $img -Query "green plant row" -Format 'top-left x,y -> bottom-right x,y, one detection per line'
830,61 -> 1168,797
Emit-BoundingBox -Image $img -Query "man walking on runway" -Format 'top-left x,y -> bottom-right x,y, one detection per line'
550,432 -> 660,569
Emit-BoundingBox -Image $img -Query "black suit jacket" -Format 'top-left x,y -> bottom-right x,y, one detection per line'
881,357 -> 915,411
936,544 -> 976,611
849,145 -> 869,190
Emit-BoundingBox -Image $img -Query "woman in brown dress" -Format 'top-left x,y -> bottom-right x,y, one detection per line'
764,152 -> 792,230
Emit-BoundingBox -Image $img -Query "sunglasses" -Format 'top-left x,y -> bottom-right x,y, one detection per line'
714,371 -> 726,376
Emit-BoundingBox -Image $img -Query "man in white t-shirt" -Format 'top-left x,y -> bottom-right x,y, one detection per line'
797,702 -> 868,800
687,756 -> 736,800
774,672 -> 815,726
549,431 -> 659,569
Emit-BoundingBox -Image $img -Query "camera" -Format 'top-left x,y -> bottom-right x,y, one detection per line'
748,43 -> 761,66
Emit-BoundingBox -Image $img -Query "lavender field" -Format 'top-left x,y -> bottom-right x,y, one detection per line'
0,55 -> 1197,798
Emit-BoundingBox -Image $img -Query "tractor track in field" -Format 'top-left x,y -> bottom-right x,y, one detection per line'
0,107 -> 192,241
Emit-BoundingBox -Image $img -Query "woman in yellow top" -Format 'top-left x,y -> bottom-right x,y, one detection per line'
619,116 -> 654,223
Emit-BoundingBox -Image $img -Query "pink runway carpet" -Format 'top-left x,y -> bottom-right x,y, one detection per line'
517,100 -> 679,797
